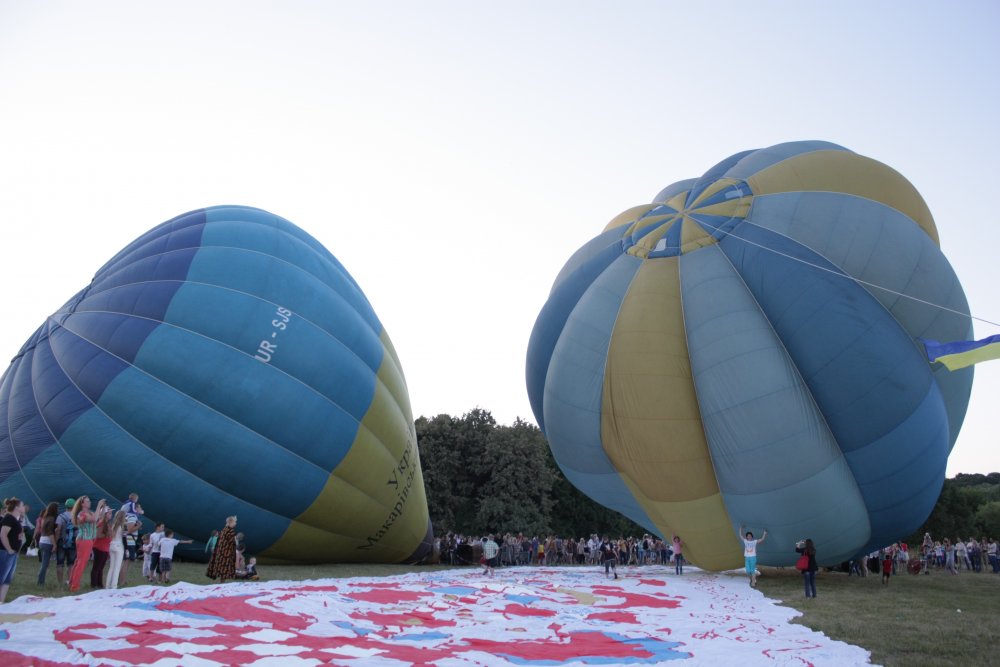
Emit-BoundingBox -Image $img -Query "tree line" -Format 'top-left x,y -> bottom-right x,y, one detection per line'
415,408 -> 643,539
906,472 -> 1000,544
416,409 -> 1000,546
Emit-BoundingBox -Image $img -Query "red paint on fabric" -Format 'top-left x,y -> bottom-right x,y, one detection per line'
188,647 -> 275,664
590,587 -> 682,609
53,623 -> 105,643
157,594 -> 313,631
343,588 -> 430,604
0,650 -> 76,667
350,610 -> 457,629
640,579 -> 666,586
274,584 -> 341,593
90,645 -> 184,663
587,611 -> 638,624
501,604 -> 557,618
465,631 -> 655,661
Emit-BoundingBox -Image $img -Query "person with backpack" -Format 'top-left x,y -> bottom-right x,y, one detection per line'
53,498 -> 77,588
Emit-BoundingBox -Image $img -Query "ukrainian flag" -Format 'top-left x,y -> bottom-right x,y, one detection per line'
923,335 -> 1000,371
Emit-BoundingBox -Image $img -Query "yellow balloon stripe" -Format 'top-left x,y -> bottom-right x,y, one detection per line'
600,257 -> 738,569
262,334 -> 429,563
602,204 -> 661,233
747,150 -> 939,244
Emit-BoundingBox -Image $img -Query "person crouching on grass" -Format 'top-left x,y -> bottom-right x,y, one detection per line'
156,529 -> 192,584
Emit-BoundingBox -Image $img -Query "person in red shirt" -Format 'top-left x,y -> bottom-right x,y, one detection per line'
881,546 -> 894,585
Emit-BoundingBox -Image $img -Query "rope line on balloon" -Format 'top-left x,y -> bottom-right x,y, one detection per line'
687,214 -> 1000,332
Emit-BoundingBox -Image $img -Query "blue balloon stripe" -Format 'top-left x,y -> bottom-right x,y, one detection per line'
96,209 -> 207,278
57,409 -> 290,553
90,247 -> 201,299
651,178 -> 699,206
527,240 -> 623,432
679,244 -> 872,558
76,280 -> 189,332
28,329 -> 104,439
163,282 -> 378,424
54,309 -> 160,366
95,367 -> 327,521
6,344 -> 59,478
185,247 -> 385,371
57,291 -> 401,517
746,191 -> 974,450
200,219 -> 382,334
543,253 -> 657,529
718,224 -> 934,450
0,355 -> 30,481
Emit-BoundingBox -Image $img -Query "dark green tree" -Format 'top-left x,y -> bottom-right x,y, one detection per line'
415,408 -> 496,535
974,501 -> 1000,536
474,419 -> 553,536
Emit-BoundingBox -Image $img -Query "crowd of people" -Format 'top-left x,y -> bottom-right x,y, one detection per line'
0,493 -> 258,604
848,533 -> 1000,580
437,532 -> 688,574
5,492 -> 999,606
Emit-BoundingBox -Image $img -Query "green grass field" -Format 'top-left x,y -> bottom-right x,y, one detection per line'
755,566 -> 1000,666
8,557 -> 1000,665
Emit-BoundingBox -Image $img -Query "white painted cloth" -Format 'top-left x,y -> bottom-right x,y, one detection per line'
0,566 -> 872,665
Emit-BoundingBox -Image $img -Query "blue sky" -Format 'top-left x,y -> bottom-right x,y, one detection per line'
1,1 -> 998,475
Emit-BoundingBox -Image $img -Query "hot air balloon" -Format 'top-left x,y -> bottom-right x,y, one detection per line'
0,206 -> 431,563
526,141 -> 973,570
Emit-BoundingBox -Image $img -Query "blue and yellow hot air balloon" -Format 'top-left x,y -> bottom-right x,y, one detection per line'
526,141 -> 973,570
0,206 -> 431,563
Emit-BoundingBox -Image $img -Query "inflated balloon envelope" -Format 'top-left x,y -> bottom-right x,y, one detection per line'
0,206 -> 432,563
527,141 -> 973,570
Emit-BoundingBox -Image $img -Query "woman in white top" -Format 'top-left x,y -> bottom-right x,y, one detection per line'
738,524 -> 767,587
104,510 -> 128,589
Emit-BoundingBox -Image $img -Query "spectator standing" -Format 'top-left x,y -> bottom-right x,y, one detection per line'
956,538 -> 970,571
35,502 -> 59,586
600,536 -> 618,579
672,536 -> 685,575
53,499 -> 77,588
481,535 -> 499,577
739,525 -> 767,588
206,516 -> 238,583
944,538 -> 958,574
795,538 -> 818,598
0,497 -> 26,603
148,523 -> 165,583
967,538 -> 981,572
882,547 -> 894,585
104,510 -> 128,589
205,529 -> 219,559
90,500 -> 113,588
157,529 -> 192,584
68,496 -> 96,592
119,520 -> 140,587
